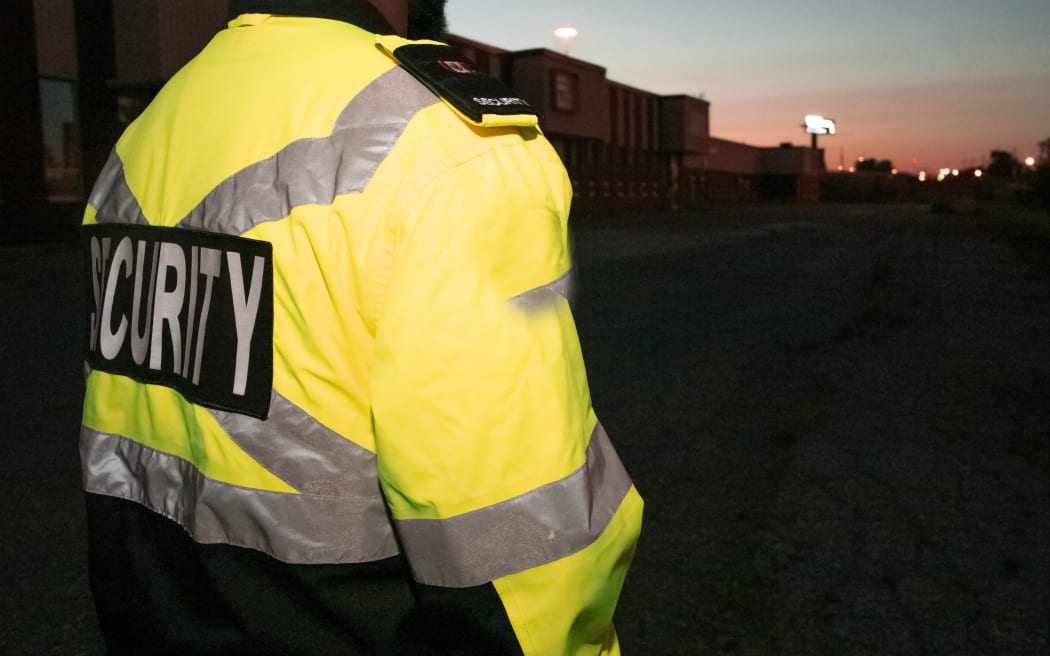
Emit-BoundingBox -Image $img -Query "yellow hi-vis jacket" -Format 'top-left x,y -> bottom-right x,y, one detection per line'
81,11 -> 642,655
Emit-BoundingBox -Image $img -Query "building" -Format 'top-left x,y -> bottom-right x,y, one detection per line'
1,0 -> 823,242
447,33 -> 824,210
2,0 -> 229,241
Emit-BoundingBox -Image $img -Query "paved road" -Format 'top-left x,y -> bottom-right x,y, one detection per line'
573,204 -> 1050,655
2,203 -> 1047,654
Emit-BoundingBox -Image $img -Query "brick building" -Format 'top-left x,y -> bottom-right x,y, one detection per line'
449,33 -> 824,210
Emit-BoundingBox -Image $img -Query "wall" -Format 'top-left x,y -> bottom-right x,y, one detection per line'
659,95 -> 710,154
157,0 -> 230,79
1,0 -> 48,240
509,50 -> 609,142
113,0 -> 228,86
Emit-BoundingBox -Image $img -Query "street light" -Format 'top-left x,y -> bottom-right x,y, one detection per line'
803,114 -> 836,150
555,27 -> 578,55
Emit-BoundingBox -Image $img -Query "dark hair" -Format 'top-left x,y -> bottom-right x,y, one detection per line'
228,0 -> 448,38
228,0 -> 393,33
407,0 -> 448,40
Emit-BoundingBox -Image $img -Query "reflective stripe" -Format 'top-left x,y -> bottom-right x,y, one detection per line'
208,390 -> 382,498
179,66 -> 439,234
89,149 -> 148,226
510,269 -> 574,311
394,423 -> 633,588
91,66 -> 439,235
81,401 -> 398,564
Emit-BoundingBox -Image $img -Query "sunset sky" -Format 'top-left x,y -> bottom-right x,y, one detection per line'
447,0 -> 1050,174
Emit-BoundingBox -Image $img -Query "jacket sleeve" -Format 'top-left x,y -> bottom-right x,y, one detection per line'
369,131 -> 643,655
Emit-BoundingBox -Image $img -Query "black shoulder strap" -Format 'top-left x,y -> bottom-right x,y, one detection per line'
390,43 -> 539,126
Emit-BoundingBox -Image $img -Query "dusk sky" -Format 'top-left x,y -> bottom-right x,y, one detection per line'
446,0 -> 1050,175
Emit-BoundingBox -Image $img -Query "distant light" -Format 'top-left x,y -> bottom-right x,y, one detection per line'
918,171 -> 927,182
891,169 -> 898,175
554,27 -> 578,55
848,166 -> 855,173
1025,156 -> 1036,167
952,169 -> 959,176
857,156 -> 865,162
974,169 -> 983,178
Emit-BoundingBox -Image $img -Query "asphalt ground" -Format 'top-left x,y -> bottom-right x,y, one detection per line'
2,203 -> 1048,655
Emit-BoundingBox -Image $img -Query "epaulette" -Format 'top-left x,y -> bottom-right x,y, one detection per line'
376,35 -> 539,129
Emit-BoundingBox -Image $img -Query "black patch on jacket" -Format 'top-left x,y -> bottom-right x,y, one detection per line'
393,43 -> 538,123
84,224 -> 274,419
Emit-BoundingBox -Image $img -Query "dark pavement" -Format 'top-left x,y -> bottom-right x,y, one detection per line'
2,203 -> 1048,654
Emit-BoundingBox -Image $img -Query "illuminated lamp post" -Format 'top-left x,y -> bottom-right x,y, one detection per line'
555,27 -> 578,55
803,114 -> 836,150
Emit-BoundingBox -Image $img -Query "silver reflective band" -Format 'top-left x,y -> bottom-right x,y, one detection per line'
90,66 -> 440,236
81,424 -> 399,565
89,149 -> 148,226
208,390 -> 383,498
510,269 -> 574,312
394,423 -> 633,588
179,66 -> 439,234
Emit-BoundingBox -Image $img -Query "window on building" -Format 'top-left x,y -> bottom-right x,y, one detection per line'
38,78 -> 84,202
35,0 -> 83,202
551,70 -> 579,113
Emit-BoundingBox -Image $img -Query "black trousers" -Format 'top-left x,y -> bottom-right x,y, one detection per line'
85,494 -> 522,656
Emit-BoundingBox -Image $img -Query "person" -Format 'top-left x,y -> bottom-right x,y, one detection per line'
79,1 -> 643,653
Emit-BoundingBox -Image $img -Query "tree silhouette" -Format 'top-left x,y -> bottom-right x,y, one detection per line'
987,150 -> 1019,181
856,158 -> 893,173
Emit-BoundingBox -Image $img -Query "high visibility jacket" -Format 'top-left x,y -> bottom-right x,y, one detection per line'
81,8 -> 642,655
